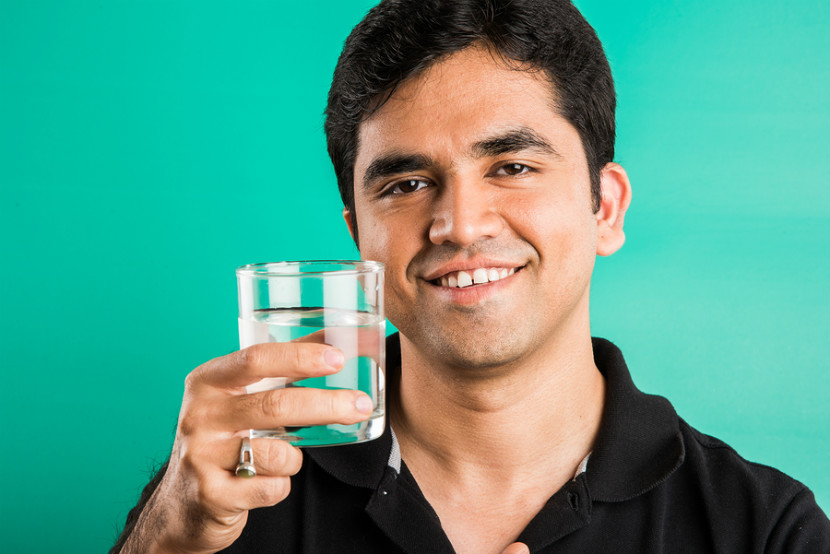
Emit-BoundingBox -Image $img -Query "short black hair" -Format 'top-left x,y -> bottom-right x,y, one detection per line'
325,0 -> 615,242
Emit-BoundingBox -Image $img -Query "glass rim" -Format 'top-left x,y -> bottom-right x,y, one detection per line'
236,260 -> 384,277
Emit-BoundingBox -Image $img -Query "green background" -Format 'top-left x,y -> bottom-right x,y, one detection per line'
1,0 -> 828,551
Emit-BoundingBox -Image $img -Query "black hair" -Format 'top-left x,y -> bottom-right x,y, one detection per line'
325,0 -> 615,243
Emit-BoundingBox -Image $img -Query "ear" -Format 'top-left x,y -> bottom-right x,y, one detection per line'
595,162 -> 632,257
343,207 -> 357,242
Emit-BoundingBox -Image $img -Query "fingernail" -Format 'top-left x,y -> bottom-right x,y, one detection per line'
324,349 -> 345,368
355,394 -> 373,414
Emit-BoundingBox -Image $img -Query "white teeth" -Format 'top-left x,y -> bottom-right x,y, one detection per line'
436,267 -> 519,288
456,271 -> 473,288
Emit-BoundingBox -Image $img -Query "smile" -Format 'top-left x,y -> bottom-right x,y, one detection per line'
432,267 -> 520,288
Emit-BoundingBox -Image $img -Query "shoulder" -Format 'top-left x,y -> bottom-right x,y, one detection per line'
677,418 -> 824,498
678,418 -> 803,493
672,418 -> 830,552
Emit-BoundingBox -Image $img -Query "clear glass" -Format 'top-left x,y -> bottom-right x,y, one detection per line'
236,260 -> 385,446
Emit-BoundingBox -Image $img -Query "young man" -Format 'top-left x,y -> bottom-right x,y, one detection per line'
114,1 -> 830,553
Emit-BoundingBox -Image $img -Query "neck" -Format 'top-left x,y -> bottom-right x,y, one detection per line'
390,321 -> 605,491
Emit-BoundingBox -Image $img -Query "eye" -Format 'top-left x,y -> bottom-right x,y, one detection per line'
387,179 -> 430,195
495,163 -> 531,176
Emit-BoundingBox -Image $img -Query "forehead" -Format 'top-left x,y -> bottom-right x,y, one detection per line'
354,46 -> 578,169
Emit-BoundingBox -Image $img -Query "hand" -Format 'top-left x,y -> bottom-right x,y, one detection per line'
501,542 -> 530,554
122,341 -> 373,554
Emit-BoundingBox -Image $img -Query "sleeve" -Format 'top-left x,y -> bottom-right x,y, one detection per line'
765,486 -> 830,554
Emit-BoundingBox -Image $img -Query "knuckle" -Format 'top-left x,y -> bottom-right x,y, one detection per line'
250,477 -> 290,507
290,342 -> 324,371
191,471 -> 223,506
172,440 -> 201,476
196,473 -> 221,506
185,355 -> 222,392
261,443 -> 303,475
259,389 -> 292,420
183,370 -> 198,393
177,401 -> 209,437
178,415 -> 197,438
242,342 -> 268,371
183,366 -> 210,399
262,442 -> 288,470
326,392 -> 342,417
290,344 -> 307,369
293,346 -> 304,368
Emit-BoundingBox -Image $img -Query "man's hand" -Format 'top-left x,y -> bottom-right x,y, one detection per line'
121,342 -> 373,554
501,543 -> 530,554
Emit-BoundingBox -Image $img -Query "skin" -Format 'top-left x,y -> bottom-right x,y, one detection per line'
121,343 -> 375,554
346,45 -> 630,554
122,45 -> 630,554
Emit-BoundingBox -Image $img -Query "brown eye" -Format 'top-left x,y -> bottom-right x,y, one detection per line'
499,163 -> 529,176
390,179 -> 429,194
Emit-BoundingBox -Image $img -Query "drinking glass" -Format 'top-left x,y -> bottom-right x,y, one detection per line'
236,260 -> 385,446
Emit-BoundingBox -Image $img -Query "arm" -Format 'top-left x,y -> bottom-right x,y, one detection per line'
110,342 -> 373,554
110,461 -> 169,554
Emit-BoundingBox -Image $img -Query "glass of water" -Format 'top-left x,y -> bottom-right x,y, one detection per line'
236,260 -> 385,446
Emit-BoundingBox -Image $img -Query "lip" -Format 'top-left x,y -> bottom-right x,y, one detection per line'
421,257 -> 526,282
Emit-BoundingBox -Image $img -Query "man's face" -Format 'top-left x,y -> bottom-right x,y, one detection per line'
348,46 -> 620,371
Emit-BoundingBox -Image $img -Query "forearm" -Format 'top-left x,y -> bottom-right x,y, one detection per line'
110,460 -> 170,554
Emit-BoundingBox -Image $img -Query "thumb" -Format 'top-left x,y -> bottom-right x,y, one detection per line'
501,542 -> 530,554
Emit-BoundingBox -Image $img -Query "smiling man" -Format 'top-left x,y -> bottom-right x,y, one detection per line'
113,1 -> 829,553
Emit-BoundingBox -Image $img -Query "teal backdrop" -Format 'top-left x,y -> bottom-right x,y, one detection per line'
1,1 -> 828,551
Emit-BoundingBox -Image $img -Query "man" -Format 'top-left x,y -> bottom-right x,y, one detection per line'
113,1 -> 830,553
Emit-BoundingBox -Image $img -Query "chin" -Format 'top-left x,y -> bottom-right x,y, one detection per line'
411,324 -> 530,372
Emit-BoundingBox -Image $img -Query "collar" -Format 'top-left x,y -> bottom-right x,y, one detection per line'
307,334 -> 685,503
586,336 -> 685,502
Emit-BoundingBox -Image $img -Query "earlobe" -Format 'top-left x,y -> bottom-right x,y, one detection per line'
595,162 -> 632,257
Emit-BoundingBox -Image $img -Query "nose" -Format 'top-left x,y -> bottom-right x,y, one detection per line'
428,178 -> 504,246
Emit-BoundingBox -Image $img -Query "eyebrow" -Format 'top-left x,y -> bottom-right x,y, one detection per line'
471,127 -> 559,158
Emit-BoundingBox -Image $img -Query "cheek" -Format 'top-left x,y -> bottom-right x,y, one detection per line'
360,227 -> 417,335
355,207 -> 424,293
357,207 -> 416,258
513,194 -> 597,267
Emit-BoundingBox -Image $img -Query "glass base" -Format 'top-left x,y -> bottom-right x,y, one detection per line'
249,410 -> 385,447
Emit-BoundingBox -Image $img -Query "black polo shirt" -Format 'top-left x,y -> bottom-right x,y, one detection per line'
222,337 -> 830,553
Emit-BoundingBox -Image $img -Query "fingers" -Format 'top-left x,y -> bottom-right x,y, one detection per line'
221,386 -> 374,431
195,471 -> 294,515
501,542 -> 530,554
306,326 -> 383,363
190,325 -> 383,391
163,334 -> 379,537
191,342 -> 346,389
249,438 -> 303,477
170,438 -> 303,516
213,437 -> 303,479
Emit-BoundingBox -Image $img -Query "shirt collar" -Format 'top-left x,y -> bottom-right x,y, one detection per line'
586,336 -> 685,502
307,335 -> 685,502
